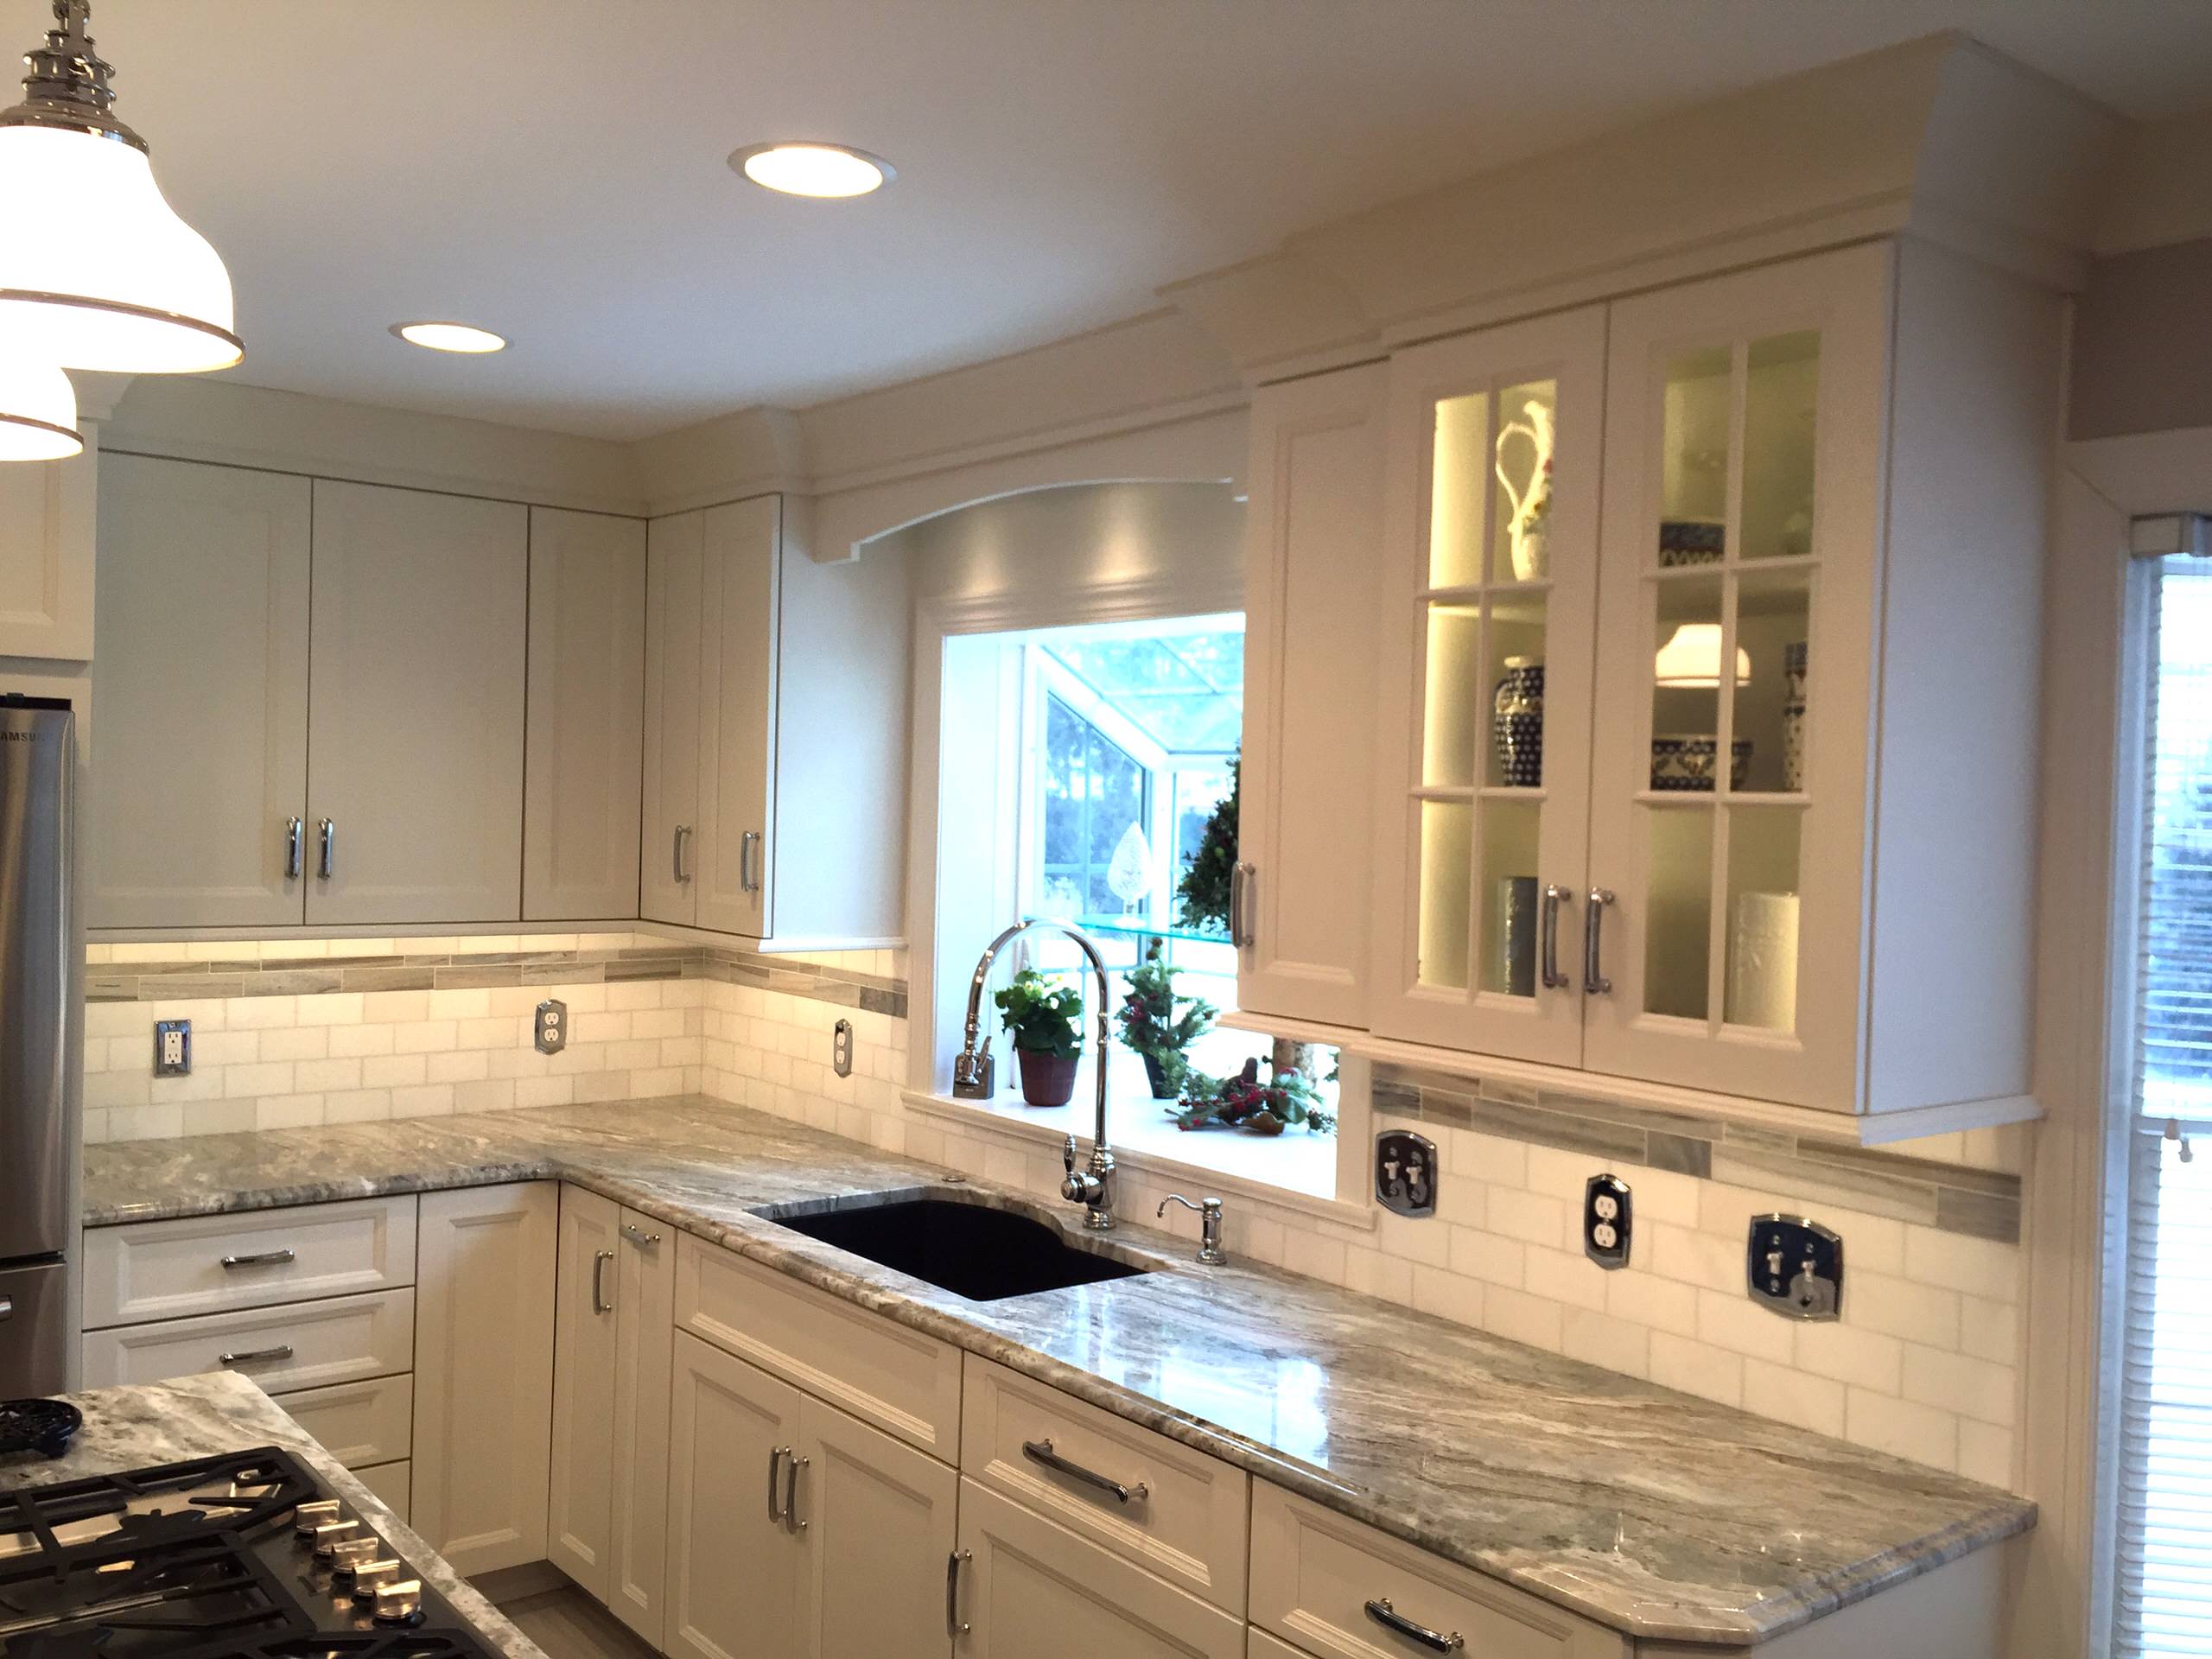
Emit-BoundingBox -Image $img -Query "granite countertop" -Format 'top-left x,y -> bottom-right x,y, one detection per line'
0,1371 -> 542,1659
82,1097 -> 2036,1647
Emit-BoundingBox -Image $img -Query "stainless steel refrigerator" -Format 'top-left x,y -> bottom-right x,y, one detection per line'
0,698 -> 75,1396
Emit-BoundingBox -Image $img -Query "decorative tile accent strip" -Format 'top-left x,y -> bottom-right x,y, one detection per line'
86,941 -> 909,1020
1372,1063 -> 2021,1243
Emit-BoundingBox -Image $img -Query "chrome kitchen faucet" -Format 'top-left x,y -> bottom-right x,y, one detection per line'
951,919 -> 1116,1230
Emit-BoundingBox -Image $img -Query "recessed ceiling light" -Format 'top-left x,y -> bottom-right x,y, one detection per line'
729,142 -> 894,199
391,321 -> 508,354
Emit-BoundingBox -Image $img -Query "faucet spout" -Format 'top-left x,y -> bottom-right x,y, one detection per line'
951,918 -> 1117,1230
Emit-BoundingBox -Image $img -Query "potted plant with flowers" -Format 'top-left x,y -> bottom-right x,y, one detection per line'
993,967 -> 1085,1107
1116,941 -> 1217,1099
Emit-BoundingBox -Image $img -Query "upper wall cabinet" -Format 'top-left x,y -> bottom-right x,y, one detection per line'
1236,363 -> 1388,1028
642,496 -> 906,951
90,454 -> 311,930
1355,241 -> 2059,1120
307,483 -> 528,926
525,509 -> 645,921
0,433 -> 94,660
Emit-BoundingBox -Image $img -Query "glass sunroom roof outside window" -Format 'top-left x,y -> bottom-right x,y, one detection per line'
1043,626 -> 1244,752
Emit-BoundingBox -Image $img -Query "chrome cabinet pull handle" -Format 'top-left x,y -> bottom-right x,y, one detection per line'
766,1446 -> 788,1522
220,1248 -> 296,1270
219,1344 -> 294,1367
1020,1437 -> 1147,1504
284,817 -> 305,880
741,830 -> 763,894
945,1548 -> 972,1637
317,818 -> 337,880
1541,884 -> 1571,990
590,1249 -> 614,1314
784,1452 -> 809,1530
1583,887 -> 1615,995
673,824 -> 692,883
1364,1597 -> 1464,1652
620,1223 -> 661,1249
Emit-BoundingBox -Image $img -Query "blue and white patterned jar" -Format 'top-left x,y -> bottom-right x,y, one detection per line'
1782,640 -> 1808,791
1492,658 -> 1545,788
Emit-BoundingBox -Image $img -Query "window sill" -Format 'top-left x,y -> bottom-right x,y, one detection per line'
902,1087 -> 1371,1230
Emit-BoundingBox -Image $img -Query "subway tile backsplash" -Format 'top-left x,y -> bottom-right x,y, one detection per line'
84,929 -> 2024,1486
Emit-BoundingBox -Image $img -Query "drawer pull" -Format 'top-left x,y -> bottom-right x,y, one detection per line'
945,1548 -> 971,1637
219,1344 -> 294,1368
1364,1598 -> 1465,1653
220,1248 -> 297,1270
1020,1436 -> 1147,1504
620,1224 -> 662,1249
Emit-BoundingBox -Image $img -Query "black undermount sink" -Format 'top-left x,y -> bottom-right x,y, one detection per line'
768,1196 -> 1147,1302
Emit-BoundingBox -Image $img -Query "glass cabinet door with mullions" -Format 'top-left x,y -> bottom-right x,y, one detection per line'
1369,306 -> 1605,1065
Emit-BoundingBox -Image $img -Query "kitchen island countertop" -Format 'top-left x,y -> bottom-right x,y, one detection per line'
82,1096 -> 2036,1647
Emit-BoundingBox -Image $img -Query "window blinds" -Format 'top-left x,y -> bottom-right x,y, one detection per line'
2116,554 -> 2212,1659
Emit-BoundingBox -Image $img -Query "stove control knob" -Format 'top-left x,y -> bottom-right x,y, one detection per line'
330,1537 -> 379,1576
349,1560 -> 403,1602
373,1579 -> 425,1625
294,1499 -> 342,1540
312,1519 -> 360,1558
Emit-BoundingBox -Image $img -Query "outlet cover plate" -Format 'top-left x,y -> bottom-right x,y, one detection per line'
534,999 -> 567,1056
153,1020 -> 190,1077
1584,1173 -> 1631,1268
832,1019 -> 855,1078
1375,1130 -> 1438,1217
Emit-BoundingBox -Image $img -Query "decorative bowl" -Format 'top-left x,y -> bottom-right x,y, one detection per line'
1651,734 -> 1752,791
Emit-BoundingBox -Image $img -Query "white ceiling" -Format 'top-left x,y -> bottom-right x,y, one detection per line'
67,0 -> 2212,441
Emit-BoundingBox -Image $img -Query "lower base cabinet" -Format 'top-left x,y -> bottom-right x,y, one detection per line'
952,1478 -> 1244,1658
664,1327 -> 960,1659
356,1459 -> 412,1525
410,1184 -> 557,1577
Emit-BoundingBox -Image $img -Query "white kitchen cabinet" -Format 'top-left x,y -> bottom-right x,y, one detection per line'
306,480 -> 528,925
548,1187 -> 674,1647
664,1329 -> 807,1659
355,1459 -> 412,1525
953,1478 -> 1244,1658
793,1393 -> 959,1659
88,453 -> 311,929
524,507 -> 645,921
1236,363 -> 1387,1029
639,494 -> 907,950
410,1182 -> 556,1577
0,429 -> 93,660
1368,306 -> 1606,1067
1357,240 -> 2058,1121
641,510 -> 704,926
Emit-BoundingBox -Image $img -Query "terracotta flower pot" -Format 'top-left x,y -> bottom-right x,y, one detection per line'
1017,1048 -> 1078,1107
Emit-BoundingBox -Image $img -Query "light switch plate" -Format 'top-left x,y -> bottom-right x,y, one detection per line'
1375,1130 -> 1438,1218
1747,1214 -> 1843,1320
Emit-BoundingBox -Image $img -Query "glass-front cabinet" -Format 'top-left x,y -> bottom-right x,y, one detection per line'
1369,246 -> 1902,1110
1580,250 -> 1887,1109
1369,306 -> 1605,1066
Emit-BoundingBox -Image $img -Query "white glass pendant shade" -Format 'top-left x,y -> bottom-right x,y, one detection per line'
0,125 -> 238,372
0,355 -> 81,460
1654,622 -> 1751,688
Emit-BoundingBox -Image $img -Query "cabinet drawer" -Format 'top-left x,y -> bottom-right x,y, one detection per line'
355,1459 -> 411,1525
275,1373 -> 414,1469
961,1355 -> 1249,1613
1249,1484 -> 1628,1659
79,1288 -> 416,1395
674,1233 -> 961,1461
83,1198 -> 418,1328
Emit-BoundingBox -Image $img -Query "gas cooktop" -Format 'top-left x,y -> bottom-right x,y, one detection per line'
0,1446 -> 496,1658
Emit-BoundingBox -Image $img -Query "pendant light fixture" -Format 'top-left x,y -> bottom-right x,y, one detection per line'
0,353 -> 80,459
0,0 -> 239,373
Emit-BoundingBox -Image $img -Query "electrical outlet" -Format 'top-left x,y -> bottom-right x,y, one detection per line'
832,1019 -> 855,1078
153,1020 -> 190,1077
1584,1173 -> 1631,1268
534,999 -> 567,1056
